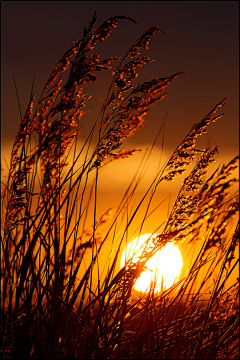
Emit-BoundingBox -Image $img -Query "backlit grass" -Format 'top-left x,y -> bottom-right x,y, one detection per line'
1,13 -> 239,359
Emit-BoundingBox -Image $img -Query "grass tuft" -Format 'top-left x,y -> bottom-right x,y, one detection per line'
1,13 -> 238,359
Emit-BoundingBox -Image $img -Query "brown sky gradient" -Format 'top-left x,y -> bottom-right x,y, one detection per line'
1,1 -> 239,149
1,1 -> 239,286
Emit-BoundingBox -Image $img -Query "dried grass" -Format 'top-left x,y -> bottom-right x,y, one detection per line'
1,13 -> 239,359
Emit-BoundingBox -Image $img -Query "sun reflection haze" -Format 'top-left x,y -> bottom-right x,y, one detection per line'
121,234 -> 183,293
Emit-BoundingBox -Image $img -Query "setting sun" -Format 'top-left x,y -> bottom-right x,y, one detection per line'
121,234 -> 183,293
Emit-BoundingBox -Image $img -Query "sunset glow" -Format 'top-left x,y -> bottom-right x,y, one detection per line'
121,234 -> 183,293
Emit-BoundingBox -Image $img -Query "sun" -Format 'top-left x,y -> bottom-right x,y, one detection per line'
121,234 -> 183,293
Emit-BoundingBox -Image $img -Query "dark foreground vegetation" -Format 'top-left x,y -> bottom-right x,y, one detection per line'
1,13 -> 239,359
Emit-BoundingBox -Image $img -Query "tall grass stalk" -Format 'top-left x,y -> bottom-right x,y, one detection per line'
1,13 -> 239,359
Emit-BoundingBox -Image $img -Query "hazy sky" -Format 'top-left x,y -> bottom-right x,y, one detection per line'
1,1 -> 239,154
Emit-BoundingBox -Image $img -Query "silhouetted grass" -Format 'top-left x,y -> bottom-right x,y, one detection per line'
1,13 -> 239,359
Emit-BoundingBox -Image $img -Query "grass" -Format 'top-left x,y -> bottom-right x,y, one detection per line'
1,13 -> 239,359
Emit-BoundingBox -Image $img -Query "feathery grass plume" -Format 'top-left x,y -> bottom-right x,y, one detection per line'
1,12 -> 239,359
161,97 -> 231,182
177,155 -> 239,247
164,146 -> 220,234
92,25 -> 187,170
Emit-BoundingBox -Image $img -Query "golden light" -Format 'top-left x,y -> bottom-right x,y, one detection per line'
121,234 -> 183,293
